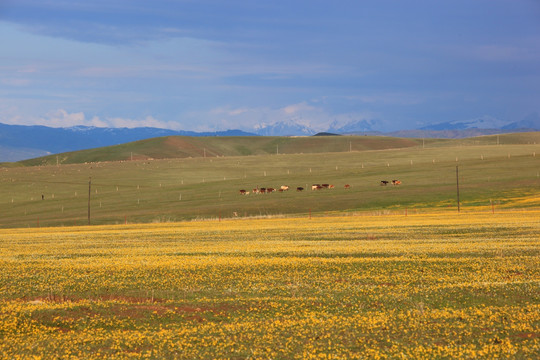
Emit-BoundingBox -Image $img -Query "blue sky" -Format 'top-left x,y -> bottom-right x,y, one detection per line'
1,0 -> 539,132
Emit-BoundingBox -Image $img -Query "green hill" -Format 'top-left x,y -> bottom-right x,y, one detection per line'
12,135 -> 425,166
5,132 -> 537,168
0,132 -> 538,228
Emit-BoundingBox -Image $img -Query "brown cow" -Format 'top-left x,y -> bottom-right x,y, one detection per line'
239,189 -> 247,195
344,184 -> 351,189
392,180 -> 401,186
267,187 -> 276,193
297,187 -> 304,191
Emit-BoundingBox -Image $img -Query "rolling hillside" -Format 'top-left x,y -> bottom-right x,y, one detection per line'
0,132 -> 538,228
9,135 -> 423,166
5,132 -> 538,167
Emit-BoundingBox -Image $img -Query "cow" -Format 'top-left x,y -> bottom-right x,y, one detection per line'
344,184 -> 351,189
296,187 -> 304,191
267,187 -> 276,193
239,189 -> 247,195
321,184 -> 330,189
280,185 -> 289,191
380,180 -> 389,186
312,184 -> 323,190
392,180 -> 401,186
260,188 -> 267,193
328,184 -> 335,189
253,188 -> 260,194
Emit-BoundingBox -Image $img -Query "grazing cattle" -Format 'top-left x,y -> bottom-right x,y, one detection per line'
239,189 -> 247,195
344,184 -> 351,189
328,184 -> 335,189
280,185 -> 289,191
296,187 -> 304,191
321,184 -> 330,189
260,188 -> 267,193
267,187 -> 276,193
252,188 -> 260,194
392,180 -> 401,186
312,184 -> 323,190
380,180 -> 389,186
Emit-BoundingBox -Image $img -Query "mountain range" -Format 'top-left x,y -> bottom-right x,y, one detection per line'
0,124 -> 255,162
0,113 -> 538,162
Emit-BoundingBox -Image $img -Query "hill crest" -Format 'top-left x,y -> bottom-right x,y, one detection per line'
9,132 -> 540,167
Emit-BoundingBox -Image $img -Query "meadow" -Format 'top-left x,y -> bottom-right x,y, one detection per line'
0,133 -> 539,228
0,134 -> 539,358
0,212 -> 538,358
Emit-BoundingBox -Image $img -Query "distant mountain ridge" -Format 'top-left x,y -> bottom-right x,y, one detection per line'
254,120 -> 314,136
419,114 -> 540,131
1,112 -> 539,162
0,123 -> 255,162
251,113 -> 540,137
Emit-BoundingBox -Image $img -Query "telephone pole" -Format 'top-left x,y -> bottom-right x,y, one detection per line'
456,166 -> 460,213
88,177 -> 92,225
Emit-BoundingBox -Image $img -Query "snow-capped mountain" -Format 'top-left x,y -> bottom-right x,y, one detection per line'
1,112 -> 539,162
502,112 -> 540,130
327,119 -> 377,134
254,121 -> 316,136
421,115 -> 509,131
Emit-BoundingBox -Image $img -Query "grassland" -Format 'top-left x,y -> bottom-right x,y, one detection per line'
0,133 -> 538,358
0,212 -> 538,358
0,133 -> 538,228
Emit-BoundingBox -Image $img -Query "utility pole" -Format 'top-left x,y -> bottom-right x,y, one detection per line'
456,166 -> 460,213
88,177 -> 91,225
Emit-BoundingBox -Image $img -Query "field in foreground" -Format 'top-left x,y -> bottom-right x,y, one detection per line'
0,211 -> 538,359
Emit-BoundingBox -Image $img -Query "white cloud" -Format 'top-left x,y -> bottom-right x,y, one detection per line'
0,108 -> 183,130
282,102 -> 317,115
210,107 -> 250,116
106,116 -> 183,130
189,101 -> 383,133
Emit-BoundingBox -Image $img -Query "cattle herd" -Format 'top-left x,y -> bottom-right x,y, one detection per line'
380,180 -> 401,186
239,180 -> 400,195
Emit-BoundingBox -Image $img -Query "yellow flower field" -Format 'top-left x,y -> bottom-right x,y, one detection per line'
0,211 -> 538,359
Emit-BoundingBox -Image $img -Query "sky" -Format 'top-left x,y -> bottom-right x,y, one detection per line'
0,0 -> 539,132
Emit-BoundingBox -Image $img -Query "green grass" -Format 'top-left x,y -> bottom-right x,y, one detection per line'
0,133 -> 538,228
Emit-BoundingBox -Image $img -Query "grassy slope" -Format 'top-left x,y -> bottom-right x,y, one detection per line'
0,133 -> 538,228
9,131 -> 539,167
12,135 -> 426,166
